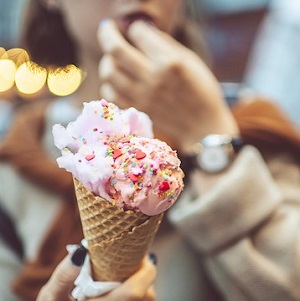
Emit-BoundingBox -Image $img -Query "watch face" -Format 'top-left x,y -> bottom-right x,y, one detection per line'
197,146 -> 229,173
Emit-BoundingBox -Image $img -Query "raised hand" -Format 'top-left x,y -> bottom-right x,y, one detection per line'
98,20 -> 238,153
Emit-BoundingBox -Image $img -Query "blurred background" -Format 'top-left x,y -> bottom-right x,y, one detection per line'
0,0 -> 299,126
0,0 -> 27,49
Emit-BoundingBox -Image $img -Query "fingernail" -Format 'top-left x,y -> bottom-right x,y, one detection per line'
149,253 -> 157,265
99,18 -> 110,27
71,244 -> 87,267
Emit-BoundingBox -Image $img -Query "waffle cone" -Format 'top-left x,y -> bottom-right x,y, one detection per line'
73,177 -> 163,282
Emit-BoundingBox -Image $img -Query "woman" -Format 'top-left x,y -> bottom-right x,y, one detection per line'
1,0 -> 300,300
1,1 -> 219,300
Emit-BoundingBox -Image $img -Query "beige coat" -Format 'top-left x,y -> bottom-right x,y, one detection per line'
151,146 -> 300,301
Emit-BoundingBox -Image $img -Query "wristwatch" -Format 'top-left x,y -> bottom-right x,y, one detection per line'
190,134 -> 242,173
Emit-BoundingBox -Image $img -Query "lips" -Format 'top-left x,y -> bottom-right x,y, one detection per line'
119,12 -> 155,34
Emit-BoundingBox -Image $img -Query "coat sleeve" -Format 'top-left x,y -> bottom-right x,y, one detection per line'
0,101 -> 74,199
168,145 -> 300,301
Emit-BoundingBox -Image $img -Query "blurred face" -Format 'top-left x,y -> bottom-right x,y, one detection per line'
51,0 -> 185,59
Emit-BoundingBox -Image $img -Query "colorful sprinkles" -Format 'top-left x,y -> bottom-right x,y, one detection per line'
55,100 -> 184,215
77,117 -> 180,202
100,99 -> 115,120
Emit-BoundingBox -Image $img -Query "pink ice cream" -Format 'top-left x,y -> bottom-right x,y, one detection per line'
52,99 -> 184,216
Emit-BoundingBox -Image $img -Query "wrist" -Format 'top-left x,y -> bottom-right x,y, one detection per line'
183,134 -> 243,173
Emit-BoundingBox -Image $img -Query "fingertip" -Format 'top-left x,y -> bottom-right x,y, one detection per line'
97,19 -> 125,52
126,21 -> 166,55
127,20 -> 154,39
97,18 -> 113,44
98,18 -> 115,33
142,255 -> 157,279
99,18 -> 111,27
70,244 -> 87,267
120,256 -> 157,295
47,254 -> 82,292
148,253 -> 157,266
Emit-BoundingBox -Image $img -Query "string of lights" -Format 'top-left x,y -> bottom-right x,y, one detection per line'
0,47 -> 84,96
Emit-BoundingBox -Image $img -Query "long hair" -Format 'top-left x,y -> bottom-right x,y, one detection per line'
21,0 -> 78,67
21,0 -> 209,67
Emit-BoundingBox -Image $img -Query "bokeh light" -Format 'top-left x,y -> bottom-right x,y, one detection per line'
3,48 -> 30,67
0,47 -> 6,57
15,61 -> 47,94
47,65 -> 83,96
0,59 -> 17,92
0,47 -> 83,96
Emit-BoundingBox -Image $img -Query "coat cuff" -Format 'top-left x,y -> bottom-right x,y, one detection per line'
168,146 -> 282,254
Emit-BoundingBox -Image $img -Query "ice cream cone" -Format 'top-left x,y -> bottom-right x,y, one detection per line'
53,101 -> 184,280
73,177 -> 163,282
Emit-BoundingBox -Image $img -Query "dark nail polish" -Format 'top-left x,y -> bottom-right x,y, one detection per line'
71,245 -> 87,267
149,253 -> 157,265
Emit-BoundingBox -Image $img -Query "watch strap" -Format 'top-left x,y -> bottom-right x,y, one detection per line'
181,135 -> 243,173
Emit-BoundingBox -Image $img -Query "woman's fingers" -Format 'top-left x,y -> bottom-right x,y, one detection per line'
98,20 -> 151,79
121,257 -> 157,297
99,55 -> 138,103
36,245 -> 86,301
127,21 -> 182,62
96,256 -> 157,301
143,286 -> 156,301
98,20 -> 154,106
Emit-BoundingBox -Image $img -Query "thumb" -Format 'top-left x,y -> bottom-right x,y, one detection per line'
36,245 -> 87,301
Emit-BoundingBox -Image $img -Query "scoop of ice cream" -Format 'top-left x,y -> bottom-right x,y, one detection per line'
105,136 -> 184,215
53,99 -> 153,154
53,99 -> 184,215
